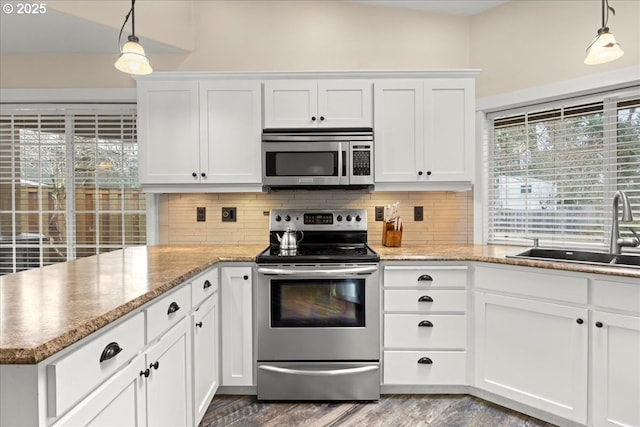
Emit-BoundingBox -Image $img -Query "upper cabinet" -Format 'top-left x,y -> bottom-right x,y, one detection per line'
137,78 -> 262,191
263,80 -> 372,128
374,77 -> 475,189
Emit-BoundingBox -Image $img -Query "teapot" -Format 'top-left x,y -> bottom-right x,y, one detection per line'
276,226 -> 304,250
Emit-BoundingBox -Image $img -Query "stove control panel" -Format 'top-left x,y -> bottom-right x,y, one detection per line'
269,209 -> 368,231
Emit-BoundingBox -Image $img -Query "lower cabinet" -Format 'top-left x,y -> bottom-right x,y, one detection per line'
192,293 -> 219,425
474,292 -> 589,424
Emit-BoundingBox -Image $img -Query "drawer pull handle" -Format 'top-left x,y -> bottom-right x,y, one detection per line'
418,295 -> 434,303
196,321 -> 203,328
595,321 -> 604,328
167,301 -> 181,315
418,320 -> 434,327
203,280 -> 212,289
417,274 -> 433,282
99,342 -> 123,363
576,318 -> 584,325
150,361 -> 159,370
417,357 -> 433,365
140,369 -> 150,378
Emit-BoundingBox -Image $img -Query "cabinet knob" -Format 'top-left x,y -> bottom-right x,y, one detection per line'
99,342 -> 122,363
418,320 -> 434,327
426,171 -> 432,176
150,361 -> 159,370
418,295 -> 434,303
576,318 -> 584,324
417,357 -> 433,365
243,275 -> 249,280
418,171 -> 423,176
417,274 -> 433,282
320,116 -> 325,121
167,301 -> 180,315
192,172 -> 197,178
311,116 -> 317,121
203,280 -> 212,289
595,321 -> 604,328
196,321 -> 203,328
140,369 -> 150,378
201,172 -> 206,178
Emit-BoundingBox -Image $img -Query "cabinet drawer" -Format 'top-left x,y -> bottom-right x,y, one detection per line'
47,312 -> 145,418
475,265 -> 588,304
146,284 -> 191,342
384,266 -> 467,288
384,314 -> 466,349
384,289 -> 466,312
383,351 -> 467,385
592,278 -> 640,314
191,268 -> 219,308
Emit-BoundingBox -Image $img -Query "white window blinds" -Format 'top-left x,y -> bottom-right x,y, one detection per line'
487,92 -> 640,250
0,106 -> 145,275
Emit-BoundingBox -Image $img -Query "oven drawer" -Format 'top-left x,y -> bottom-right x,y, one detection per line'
383,351 -> 467,385
384,289 -> 467,312
383,266 -> 467,288
257,362 -> 380,401
384,314 -> 467,349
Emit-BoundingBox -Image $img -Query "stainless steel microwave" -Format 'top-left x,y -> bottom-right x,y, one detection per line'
262,128 -> 374,190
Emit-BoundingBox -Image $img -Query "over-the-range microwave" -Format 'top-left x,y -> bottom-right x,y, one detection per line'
261,128 -> 374,190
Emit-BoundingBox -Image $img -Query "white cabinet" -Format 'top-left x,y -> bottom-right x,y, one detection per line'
591,279 -> 640,427
374,78 -> 474,186
190,269 -> 220,426
137,79 -> 262,189
263,80 -> 372,128
382,264 -> 468,386
137,80 -> 200,185
475,292 -> 588,424
221,266 -> 253,386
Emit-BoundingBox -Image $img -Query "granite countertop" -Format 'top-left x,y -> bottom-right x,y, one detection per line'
1,243 -> 638,365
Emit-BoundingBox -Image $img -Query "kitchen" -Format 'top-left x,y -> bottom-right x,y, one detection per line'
1,1 -> 640,427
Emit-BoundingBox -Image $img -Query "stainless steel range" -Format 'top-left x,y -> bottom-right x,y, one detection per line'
256,209 -> 380,401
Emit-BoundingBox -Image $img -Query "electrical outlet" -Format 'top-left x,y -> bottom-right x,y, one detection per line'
375,206 -> 384,221
196,207 -> 206,222
414,206 -> 424,221
222,207 -> 236,222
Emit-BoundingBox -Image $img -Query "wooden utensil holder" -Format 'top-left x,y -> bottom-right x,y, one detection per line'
382,222 -> 402,247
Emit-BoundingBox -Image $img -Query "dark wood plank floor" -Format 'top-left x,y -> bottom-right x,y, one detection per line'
200,394 -> 558,427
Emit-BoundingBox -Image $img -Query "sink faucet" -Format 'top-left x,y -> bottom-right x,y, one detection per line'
610,190 -> 639,254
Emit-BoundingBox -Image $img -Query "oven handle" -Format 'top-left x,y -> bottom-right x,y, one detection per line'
258,364 -> 378,377
257,265 -> 378,276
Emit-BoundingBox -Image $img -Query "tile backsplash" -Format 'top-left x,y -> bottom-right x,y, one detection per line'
158,190 -> 473,246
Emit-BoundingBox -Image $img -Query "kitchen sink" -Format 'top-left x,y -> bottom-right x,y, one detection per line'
508,248 -> 640,269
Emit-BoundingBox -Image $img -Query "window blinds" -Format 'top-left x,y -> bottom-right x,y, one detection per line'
0,106 -> 145,275
487,93 -> 640,249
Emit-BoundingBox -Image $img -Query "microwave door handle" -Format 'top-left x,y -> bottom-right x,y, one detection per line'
339,142 -> 349,184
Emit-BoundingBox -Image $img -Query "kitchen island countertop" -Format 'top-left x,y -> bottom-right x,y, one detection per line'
1,243 -> 638,365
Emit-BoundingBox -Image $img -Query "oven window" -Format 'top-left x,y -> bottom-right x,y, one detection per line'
265,152 -> 337,176
271,279 -> 365,327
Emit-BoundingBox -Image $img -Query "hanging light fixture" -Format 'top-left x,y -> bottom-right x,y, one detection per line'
114,0 -> 153,75
584,0 -> 624,65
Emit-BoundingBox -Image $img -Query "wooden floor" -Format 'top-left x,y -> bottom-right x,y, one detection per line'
200,394 -> 558,427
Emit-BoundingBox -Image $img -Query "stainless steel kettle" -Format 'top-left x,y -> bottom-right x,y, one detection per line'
276,226 -> 304,250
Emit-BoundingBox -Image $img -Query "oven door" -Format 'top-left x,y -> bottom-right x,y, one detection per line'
262,141 -> 348,186
256,264 -> 379,361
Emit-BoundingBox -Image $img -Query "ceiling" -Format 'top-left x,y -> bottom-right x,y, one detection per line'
0,1 -> 509,55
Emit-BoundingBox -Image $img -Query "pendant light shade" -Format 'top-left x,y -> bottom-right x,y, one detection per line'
584,0 -> 624,65
114,0 -> 153,75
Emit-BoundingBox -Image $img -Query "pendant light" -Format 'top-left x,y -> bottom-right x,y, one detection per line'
114,0 -> 153,75
584,0 -> 624,65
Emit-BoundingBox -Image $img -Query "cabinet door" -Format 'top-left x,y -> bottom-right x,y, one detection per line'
318,80 -> 372,128
52,355 -> 146,427
146,317 -> 192,427
200,81 -> 262,184
592,311 -> 640,427
475,292 -> 588,424
137,80 -> 201,184
423,79 -> 474,182
373,80 -> 424,182
263,80 -> 317,128
221,267 -> 253,386
192,294 -> 219,426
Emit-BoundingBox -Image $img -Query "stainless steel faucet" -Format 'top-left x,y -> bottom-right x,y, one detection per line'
610,190 -> 639,254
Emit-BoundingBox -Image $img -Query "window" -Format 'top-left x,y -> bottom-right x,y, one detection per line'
0,106 -> 145,275
487,92 -> 640,249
